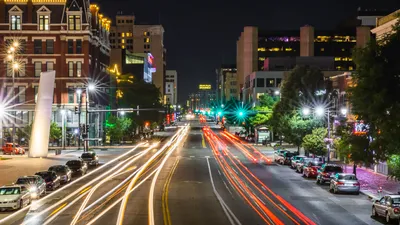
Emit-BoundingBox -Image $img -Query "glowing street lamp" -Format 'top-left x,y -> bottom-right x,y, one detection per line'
12,63 -> 19,70
302,107 -> 310,116
274,90 -> 280,96
76,89 -> 82,95
13,42 -> 18,48
120,111 -> 125,116
315,106 -> 325,117
88,83 -> 96,91
9,46 -> 15,52
340,108 -> 347,116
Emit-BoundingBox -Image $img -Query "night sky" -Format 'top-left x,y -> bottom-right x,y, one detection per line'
97,0 -> 399,103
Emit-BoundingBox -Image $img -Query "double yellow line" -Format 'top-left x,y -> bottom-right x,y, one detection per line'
162,157 -> 180,225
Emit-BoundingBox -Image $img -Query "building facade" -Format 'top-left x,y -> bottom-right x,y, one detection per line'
165,70 -> 177,105
109,14 -> 166,101
371,9 -> 399,40
0,0 -> 110,146
217,65 -> 238,103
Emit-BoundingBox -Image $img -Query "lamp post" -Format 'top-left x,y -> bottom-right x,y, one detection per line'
76,88 -> 82,150
7,42 -> 19,152
61,109 -> 66,150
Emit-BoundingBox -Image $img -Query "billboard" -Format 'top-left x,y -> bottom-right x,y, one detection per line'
199,84 -> 211,90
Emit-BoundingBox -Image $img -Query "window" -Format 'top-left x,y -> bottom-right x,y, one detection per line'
68,15 -> 81,30
320,48 -> 325,52
256,78 -> 264,87
6,63 -> 12,77
144,38 -> 150,43
34,40 -> 42,54
76,40 -> 82,54
34,62 -> 42,77
76,62 -> 81,77
18,86 -> 25,103
68,40 -> 74,54
46,40 -> 54,54
46,62 -> 54,71
6,86 -> 13,101
19,40 -> 26,54
34,86 -> 38,103
68,62 -> 74,77
17,63 -> 25,77
68,87 -> 74,103
10,15 -> 21,30
266,78 -> 274,87
39,15 -> 49,31
276,78 -> 282,87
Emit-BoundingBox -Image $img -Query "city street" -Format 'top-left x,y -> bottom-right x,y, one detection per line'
0,120 -> 392,225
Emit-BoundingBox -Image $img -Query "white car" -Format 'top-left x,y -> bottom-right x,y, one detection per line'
0,185 -> 31,211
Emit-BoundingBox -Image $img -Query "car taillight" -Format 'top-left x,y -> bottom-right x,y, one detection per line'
353,183 -> 360,186
394,208 -> 400,214
321,172 -> 329,177
336,182 -> 344,185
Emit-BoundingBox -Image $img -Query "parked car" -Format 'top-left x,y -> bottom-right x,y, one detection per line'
316,164 -> 343,184
278,152 -> 297,165
302,161 -> 323,178
291,155 -> 306,169
329,173 -> 360,194
80,152 -> 99,166
15,175 -> 46,199
296,157 -> 323,173
371,194 -> 400,223
66,160 -> 88,176
48,165 -> 72,184
35,171 -> 61,191
274,150 -> 288,162
2,143 -> 25,155
0,185 -> 31,211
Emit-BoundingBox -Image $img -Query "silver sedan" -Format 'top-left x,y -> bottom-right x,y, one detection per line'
329,173 -> 360,194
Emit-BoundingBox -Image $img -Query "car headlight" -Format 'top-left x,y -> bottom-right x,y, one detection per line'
9,199 -> 18,203
29,187 -> 38,193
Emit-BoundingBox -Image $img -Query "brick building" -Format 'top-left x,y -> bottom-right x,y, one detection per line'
0,0 -> 110,146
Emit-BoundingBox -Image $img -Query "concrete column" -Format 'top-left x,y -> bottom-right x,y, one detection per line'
356,26 -> 371,48
300,25 -> 314,57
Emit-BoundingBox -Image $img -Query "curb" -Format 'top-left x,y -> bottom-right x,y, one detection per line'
360,190 -> 378,200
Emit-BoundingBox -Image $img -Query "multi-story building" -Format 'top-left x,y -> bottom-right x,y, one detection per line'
217,65 -> 238,103
0,0 -> 110,146
109,13 -> 166,101
188,84 -> 216,111
165,70 -> 177,105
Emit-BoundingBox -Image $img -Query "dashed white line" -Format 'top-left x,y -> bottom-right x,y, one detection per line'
261,186 -> 266,191
278,204 -> 287,211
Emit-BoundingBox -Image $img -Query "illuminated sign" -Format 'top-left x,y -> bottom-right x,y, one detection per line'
353,121 -> 369,135
199,84 -> 211,90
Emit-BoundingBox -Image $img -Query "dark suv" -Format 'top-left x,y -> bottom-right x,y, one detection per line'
316,164 -> 343,184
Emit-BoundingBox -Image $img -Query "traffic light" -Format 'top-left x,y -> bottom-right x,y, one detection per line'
238,110 -> 245,117
217,111 -> 222,116
74,106 -> 79,114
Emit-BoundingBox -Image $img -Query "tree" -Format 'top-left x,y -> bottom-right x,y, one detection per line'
106,115 -> 132,143
249,106 -> 272,127
349,19 -> 400,161
302,127 -> 327,156
258,94 -> 278,108
49,122 -> 62,143
284,114 -> 321,154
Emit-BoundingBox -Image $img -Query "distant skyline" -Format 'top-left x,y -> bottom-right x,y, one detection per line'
97,0 -> 399,103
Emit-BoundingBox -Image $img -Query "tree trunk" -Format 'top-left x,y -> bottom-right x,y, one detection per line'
297,145 -> 300,155
353,163 -> 357,176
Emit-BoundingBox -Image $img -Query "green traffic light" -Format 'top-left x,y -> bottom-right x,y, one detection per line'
239,111 -> 244,116
217,111 -> 222,116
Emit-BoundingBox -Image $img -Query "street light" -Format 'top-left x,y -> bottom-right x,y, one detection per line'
274,90 -> 280,96
88,83 -> 96,91
13,42 -> 18,48
302,107 -> 310,116
76,89 -> 82,95
315,106 -> 325,117
340,108 -> 347,116
120,111 -> 125,116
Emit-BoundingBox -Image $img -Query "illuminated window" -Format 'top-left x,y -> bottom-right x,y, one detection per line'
39,15 -> 49,31
144,38 -> 150,43
34,62 -> 42,77
341,48 -> 345,52
266,79 -> 274,87
68,62 -> 74,77
336,66 -> 342,70
122,39 -> 125,44
68,15 -> 81,30
10,15 -> 21,30
334,57 -> 341,61
121,33 -> 125,37
268,48 -> 280,51
285,48 -> 292,51
258,47 -> 266,52
122,45 -> 125,49
76,61 -> 81,77
258,57 -> 265,61
46,62 -> 53,71
320,48 -> 325,52
349,66 -> 354,71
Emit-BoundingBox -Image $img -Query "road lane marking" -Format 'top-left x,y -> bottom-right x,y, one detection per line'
206,157 -> 242,225
201,133 -> 207,148
218,170 -> 222,175
278,204 -> 287,211
222,180 -> 234,198
162,158 -> 180,225
47,203 -> 67,218
261,186 -> 266,191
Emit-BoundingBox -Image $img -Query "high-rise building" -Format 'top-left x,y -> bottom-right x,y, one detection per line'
109,13 -> 166,101
165,70 -> 177,105
217,65 -> 238,103
0,0 -> 110,145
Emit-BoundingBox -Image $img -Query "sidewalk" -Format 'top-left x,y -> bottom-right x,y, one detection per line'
343,165 -> 399,199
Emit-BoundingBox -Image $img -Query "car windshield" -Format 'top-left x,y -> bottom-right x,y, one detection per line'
339,175 -> 357,180
81,153 -> 94,158
0,187 -> 20,195
67,161 -> 81,166
326,166 -> 343,173
49,166 -> 66,173
16,178 -> 36,185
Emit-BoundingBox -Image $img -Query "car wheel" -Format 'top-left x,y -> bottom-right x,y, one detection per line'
371,206 -> 377,217
316,178 -> 321,184
386,212 -> 392,223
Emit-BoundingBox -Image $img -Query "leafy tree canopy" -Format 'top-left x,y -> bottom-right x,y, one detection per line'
303,127 -> 327,156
